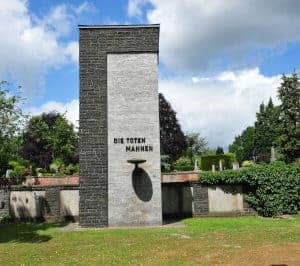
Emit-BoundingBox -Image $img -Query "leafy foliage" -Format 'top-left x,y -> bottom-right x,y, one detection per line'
254,98 -> 280,162
216,146 -> 224,155
22,112 -> 78,169
198,162 -> 300,216
159,93 -> 187,161
174,156 -> 194,171
0,81 -> 26,176
184,132 -> 208,162
229,126 -> 255,163
161,155 -> 172,173
275,72 -> 300,162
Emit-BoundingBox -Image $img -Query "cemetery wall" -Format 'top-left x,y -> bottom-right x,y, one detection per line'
4,185 -> 79,221
1,180 -> 255,222
163,183 -> 255,217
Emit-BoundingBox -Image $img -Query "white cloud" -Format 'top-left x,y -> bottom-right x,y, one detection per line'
130,0 -> 300,71
27,99 -> 79,129
73,1 -> 94,14
27,68 -> 281,149
128,0 -> 147,18
0,0 -> 83,96
159,68 -> 281,148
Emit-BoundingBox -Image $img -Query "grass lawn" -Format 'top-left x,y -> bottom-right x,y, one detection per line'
0,215 -> 299,265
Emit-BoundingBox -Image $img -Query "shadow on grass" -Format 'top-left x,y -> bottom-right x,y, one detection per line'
0,222 -> 67,243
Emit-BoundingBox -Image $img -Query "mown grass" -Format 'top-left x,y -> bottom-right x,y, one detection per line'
0,215 -> 299,265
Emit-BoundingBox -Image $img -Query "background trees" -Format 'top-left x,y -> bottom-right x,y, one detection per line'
184,132 -> 208,162
159,93 -> 187,162
0,81 -> 26,175
22,112 -> 78,170
275,72 -> 300,162
254,98 -> 280,162
229,126 -> 255,163
229,72 -> 300,164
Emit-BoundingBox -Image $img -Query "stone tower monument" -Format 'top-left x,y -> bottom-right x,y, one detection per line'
79,24 -> 161,227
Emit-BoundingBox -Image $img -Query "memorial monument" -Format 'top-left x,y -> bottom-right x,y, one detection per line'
79,24 -> 162,227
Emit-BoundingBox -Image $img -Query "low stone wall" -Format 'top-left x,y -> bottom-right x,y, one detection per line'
163,183 -> 255,218
2,185 -> 79,221
1,175 -> 255,222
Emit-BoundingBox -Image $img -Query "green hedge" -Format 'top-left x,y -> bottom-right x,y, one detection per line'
197,162 -> 300,216
201,154 -> 233,171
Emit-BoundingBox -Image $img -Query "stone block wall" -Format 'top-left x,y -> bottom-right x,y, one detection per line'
8,185 -> 79,221
193,184 -> 209,216
0,188 -> 10,219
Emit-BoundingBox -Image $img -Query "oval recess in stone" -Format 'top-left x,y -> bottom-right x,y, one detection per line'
132,166 -> 153,202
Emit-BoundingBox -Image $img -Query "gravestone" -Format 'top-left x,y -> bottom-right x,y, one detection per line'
79,24 -> 162,227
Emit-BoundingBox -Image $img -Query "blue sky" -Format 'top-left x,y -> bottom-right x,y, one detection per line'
1,0 -> 300,148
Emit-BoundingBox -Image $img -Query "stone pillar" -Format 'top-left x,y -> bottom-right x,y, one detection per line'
219,160 -> 223,171
44,187 -> 60,222
212,164 -> 216,172
79,24 -> 161,227
0,188 -> 10,219
193,184 -> 209,216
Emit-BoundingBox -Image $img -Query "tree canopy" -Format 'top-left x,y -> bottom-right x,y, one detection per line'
0,81 -> 26,175
254,98 -> 280,162
229,126 -> 255,163
159,93 -> 187,161
22,112 -> 78,169
275,72 -> 300,162
185,132 -> 208,161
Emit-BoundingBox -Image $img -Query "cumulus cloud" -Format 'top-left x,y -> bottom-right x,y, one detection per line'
27,69 -> 281,148
128,0 -> 147,18
130,0 -> 300,71
0,0 -> 88,95
159,68 -> 281,148
26,99 -> 79,129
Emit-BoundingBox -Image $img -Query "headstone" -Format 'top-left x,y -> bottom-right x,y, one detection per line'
219,160 -> 223,171
79,24 -> 161,227
270,146 -> 276,162
232,162 -> 239,170
212,164 -> 216,172
5,169 -> 12,178
194,159 -> 199,172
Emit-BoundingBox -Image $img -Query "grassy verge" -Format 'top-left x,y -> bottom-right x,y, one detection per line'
0,215 -> 299,265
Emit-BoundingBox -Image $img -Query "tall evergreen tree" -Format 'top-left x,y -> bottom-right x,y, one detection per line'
159,93 -> 187,162
275,72 -> 300,162
254,98 -> 280,162
216,146 -> 224,155
229,126 -> 255,163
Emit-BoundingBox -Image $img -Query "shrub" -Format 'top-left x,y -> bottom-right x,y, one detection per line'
242,160 -> 254,167
8,160 -> 31,177
0,215 -> 11,224
200,154 -> 233,171
174,156 -> 193,171
198,162 -> 300,216
161,155 -> 172,173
